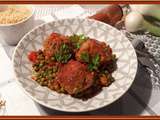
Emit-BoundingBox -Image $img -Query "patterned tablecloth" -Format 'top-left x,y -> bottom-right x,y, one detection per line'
0,5 -> 160,115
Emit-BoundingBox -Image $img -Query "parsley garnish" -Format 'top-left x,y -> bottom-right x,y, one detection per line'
92,54 -> 100,66
80,52 -> 89,63
79,34 -> 88,44
69,34 -> 89,49
80,52 -> 100,71
88,54 -> 100,71
54,43 -> 72,63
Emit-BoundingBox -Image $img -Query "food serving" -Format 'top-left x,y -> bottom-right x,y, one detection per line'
28,32 -> 117,100
13,18 -> 137,112
0,5 -> 32,24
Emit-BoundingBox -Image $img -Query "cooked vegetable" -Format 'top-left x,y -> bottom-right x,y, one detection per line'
28,32 -> 116,100
80,52 -> 89,63
54,43 -> 72,63
28,51 -> 37,63
88,54 -> 100,71
69,34 -> 88,49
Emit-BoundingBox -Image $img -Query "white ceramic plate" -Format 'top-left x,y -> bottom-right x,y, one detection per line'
13,18 -> 137,112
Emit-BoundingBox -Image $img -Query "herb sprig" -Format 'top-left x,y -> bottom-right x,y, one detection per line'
54,43 -> 72,63
88,54 -> 100,71
69,34 -> 89,49
80,52 -> 89,63
80,52 -> 100,71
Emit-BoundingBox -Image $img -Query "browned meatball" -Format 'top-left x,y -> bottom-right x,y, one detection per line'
76,39 -> 113,64
43,32 -> 72,61
56,60 -> 94,95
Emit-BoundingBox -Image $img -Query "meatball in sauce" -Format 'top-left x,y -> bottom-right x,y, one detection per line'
76,39 -> 113,64
56,60 -> 94,95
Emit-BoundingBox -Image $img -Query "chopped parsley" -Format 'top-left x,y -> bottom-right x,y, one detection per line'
69,34 -> 89,49
92,54 -> 100,66
88,54 -> 100,71
80,52 -> 100,71
80,52 -> 89,63
54,43 -> 72,63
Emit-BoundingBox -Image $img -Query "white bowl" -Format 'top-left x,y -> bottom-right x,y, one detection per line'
13,18 -> 137,112
0,5 -> 35,45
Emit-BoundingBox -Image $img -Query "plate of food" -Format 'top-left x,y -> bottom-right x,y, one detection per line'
13,18 -> 137,112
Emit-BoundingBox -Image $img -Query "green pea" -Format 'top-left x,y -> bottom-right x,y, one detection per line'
104,70 -> 109,74
48,70 -> 52,74
52,67 -> 57,73
41,78 -> 45,81
53,73 -> 56,77
43,81 -> 48,86
37,79 -> 41,83
43,71 -> 48,76
51,56 -> 55,61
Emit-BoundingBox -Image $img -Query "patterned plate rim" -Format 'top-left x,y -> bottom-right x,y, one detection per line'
12,18 -> 138,112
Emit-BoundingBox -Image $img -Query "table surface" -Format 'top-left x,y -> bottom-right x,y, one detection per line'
0,5 -> 160,115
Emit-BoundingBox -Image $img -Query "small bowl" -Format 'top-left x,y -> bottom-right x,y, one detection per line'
0,5 -> 35,45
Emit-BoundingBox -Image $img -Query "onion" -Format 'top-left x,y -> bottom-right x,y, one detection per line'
125,11 -> 144,32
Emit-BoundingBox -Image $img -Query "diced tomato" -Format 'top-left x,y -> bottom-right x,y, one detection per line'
48,62 -> 55,67
28,51 -> 37,63
50,32 -> 60,38
44,51 -> 52,59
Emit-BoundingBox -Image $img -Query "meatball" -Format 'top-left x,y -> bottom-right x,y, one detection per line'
76,39 -> 113,64
43,32 -> 73,62
56,60 -> 94,95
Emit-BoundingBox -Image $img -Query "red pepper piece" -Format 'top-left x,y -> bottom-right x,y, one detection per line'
28,51 -> 37,63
